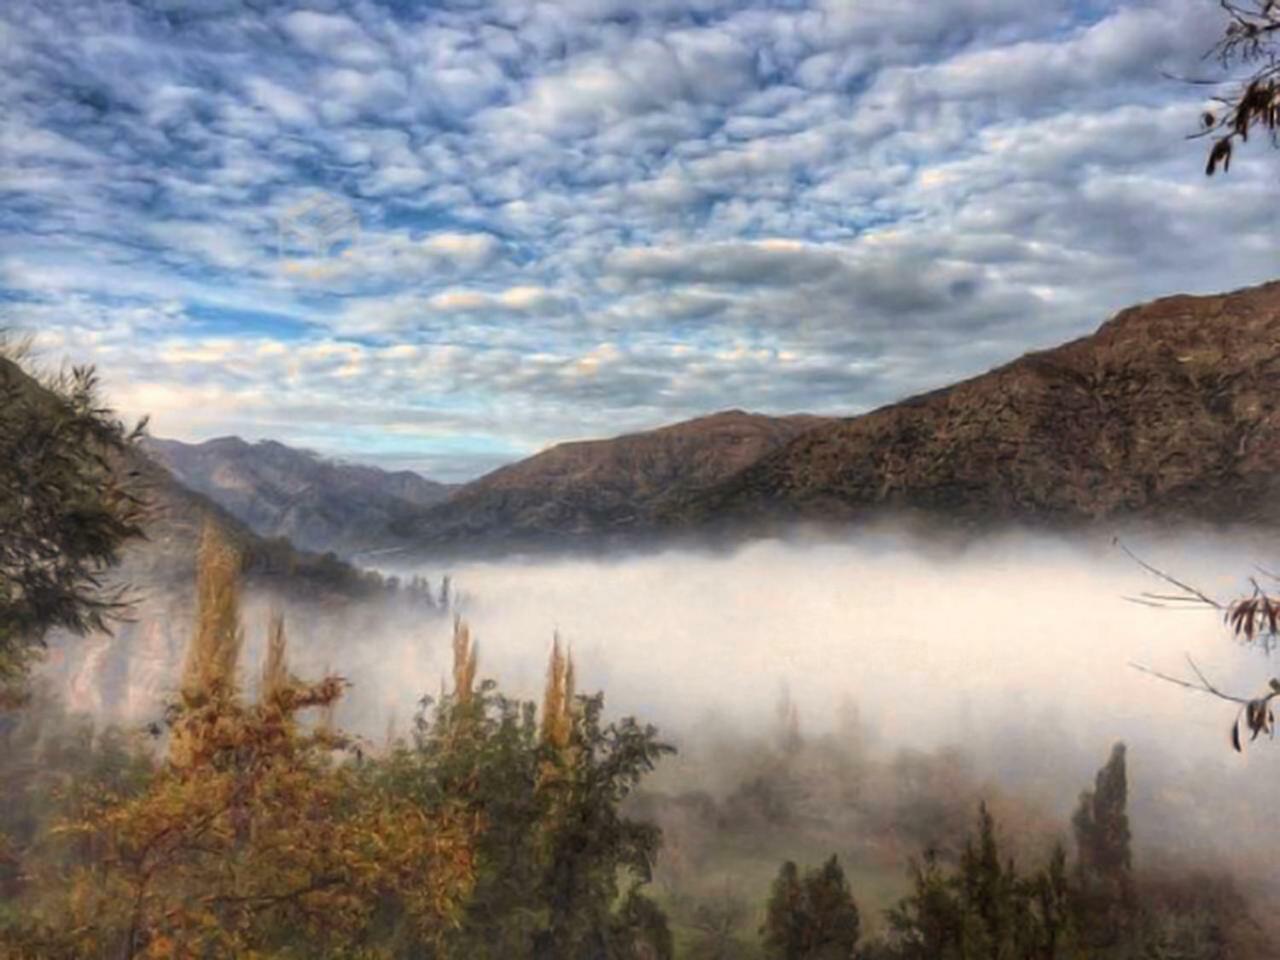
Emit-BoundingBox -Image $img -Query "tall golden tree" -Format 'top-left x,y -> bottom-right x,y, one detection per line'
11,519 -> 476,959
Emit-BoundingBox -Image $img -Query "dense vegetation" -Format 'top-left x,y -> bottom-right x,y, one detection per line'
0,523 -> 674,958
0,350 -> 146,697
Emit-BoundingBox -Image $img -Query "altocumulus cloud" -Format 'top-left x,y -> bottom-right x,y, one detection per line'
1,0 -> 1277,480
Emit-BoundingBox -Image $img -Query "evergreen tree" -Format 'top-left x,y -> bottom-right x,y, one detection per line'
882,806 -> 1084,960
1071,742 -> 1135,951
762,856 -> 860,960
762,861 -> 808,960
802,856 -> 861,959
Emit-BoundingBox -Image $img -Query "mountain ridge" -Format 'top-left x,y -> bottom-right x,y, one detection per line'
400,408 -> 834,551
144,434 -> 454,558
655,280 -> 1280,532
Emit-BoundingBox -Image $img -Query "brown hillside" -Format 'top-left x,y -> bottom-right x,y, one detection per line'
408,410 -> 832,547
662,281 -> 1280,530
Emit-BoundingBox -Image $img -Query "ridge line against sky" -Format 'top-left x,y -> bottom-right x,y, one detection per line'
2,0 -> 1278,482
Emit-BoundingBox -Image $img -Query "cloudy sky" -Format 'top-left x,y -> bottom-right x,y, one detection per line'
2,0 -> 1278,481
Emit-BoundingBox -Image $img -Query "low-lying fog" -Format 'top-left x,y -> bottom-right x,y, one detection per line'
43,526 -> 1280,901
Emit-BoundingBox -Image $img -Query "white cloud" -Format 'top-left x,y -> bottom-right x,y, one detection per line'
2,0 -> 1274,479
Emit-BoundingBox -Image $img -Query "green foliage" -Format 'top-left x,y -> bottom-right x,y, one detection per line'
761,856 -> 860,960
880,805 -> 1082,960
871,743 -> 1267,960
384,655 -> 675,960
0,352 -> 146,686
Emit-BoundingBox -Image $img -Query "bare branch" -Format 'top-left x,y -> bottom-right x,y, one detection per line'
1112,538 -> 1223,610
1128,658 -> 1249,705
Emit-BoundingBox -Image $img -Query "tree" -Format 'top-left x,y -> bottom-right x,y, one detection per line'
761,855 -> 861,960
1071,743 -> 1132,897
881,805 -> 1083,960
608,888 -> 674,960
3,522 -> 478,958
383,622 -> 674,960
1199,2 -> 1280,174
763,862 -> 807,960
1071,743 -> 1135,953
686,886 -> 752,960
0,349 -> 146,692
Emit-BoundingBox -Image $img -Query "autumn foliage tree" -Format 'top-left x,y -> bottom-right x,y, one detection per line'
4,522 -> 477,959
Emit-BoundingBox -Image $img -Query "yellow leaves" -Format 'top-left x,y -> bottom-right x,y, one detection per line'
172,520 -> 245,768
540,633 -> 575,751
4,539 -> 479,959
259,611 -> 289,708
451,615 -> 478,706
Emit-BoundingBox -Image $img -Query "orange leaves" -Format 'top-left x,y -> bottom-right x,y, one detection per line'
451,615 -> 478,707
49,669 -> 477,956
12,533 -> 479,958
1206,136 -> 1232,175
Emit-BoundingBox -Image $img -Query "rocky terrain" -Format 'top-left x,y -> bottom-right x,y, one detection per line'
145,436 -> 453,558
123,280 -> 1280,557
658,281 -> 1280,533
401,410 -> 832,551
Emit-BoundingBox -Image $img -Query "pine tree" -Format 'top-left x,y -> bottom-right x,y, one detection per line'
1071,742 -> 1135,950
803,856 -> 861,959
762,861 -> 807,960
762,856 -> 861,959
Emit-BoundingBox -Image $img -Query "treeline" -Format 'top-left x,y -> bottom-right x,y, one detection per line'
647,741 -> 1267,960
0,524 -> 673,958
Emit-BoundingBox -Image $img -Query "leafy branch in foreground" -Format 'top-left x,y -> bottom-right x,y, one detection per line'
1119,538 -> 1280,752
1195,2 -> 1280,173
0,346 -> 148,690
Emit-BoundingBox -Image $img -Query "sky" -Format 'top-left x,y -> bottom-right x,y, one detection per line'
2,0 -> 1279,482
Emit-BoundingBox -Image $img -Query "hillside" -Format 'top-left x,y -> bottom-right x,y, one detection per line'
0,354 -> 391,602
1,354 -> 445,726
658,281 -> 1280,531
404,410 -> 831,550
145,436 -> 453,558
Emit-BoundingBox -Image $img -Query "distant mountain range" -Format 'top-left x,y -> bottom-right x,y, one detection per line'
131,279 -> 1280,558
2,354 -> 447,724
144,436 -> 454,557
0,352 -> 417,612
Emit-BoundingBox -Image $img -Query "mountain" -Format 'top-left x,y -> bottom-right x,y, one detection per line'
5,363 -> 391,603
658,280 -> 1280,532
404,410 -> 832,551
144,436 -> 453,557
1,354 -> 445,725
